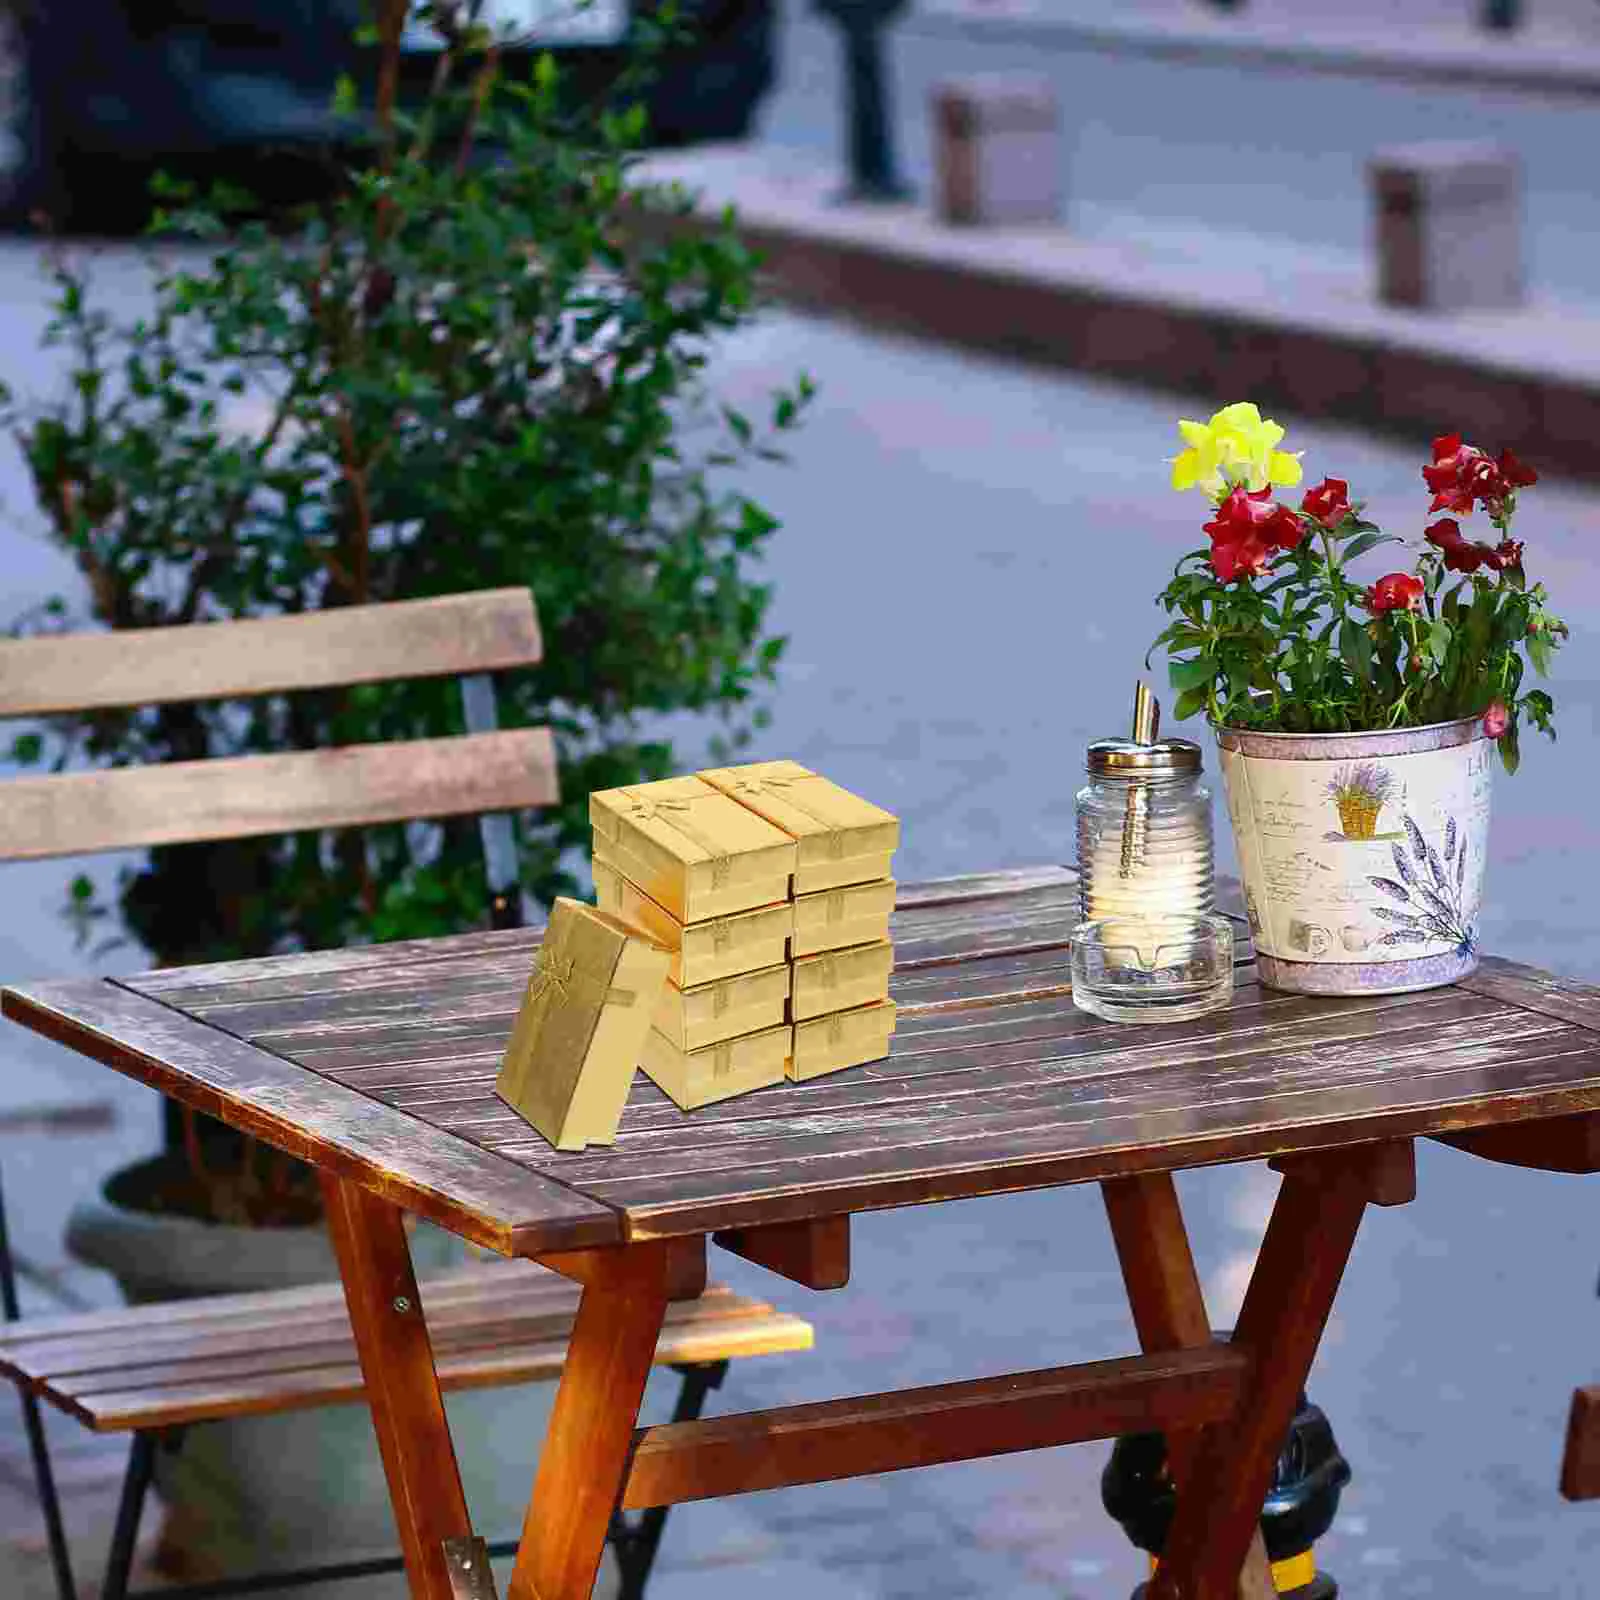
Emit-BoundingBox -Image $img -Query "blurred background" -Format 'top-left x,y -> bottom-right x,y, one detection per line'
3,1 -> 1600,1597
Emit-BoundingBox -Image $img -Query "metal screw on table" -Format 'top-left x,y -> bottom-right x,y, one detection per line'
811,0 -> 914,203
393,1295 -> 411,1314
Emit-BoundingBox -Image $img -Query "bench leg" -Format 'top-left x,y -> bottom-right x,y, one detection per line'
1146,1142 -> 1414,1600
1101,1172 -> 1276,1600
99,1431 -> 156,1600
507,1242 -> 674,1600
321,1175 -> 476,1600
609,1360 -> 730,1600
1,1162 -> 78,1600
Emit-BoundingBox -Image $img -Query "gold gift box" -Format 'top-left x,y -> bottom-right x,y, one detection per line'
790,940 -> 894,1022
591,775 -> 795,923
593,857 -> 793,988
495,898 -> 671,1151
792,879 -> 896,958
651,962 -> 791,1053
789,1000 -> 897,1083
699,760 -> 899,894
640,1022 -> 792,1110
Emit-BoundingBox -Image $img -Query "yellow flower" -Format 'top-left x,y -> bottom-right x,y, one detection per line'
1169,402 -> 1303,497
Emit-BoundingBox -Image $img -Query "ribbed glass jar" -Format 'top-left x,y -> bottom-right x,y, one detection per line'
1075,738 -> 1214,926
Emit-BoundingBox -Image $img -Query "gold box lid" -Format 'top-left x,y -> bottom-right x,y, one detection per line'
698,761 -> 899,871
590,775 -> 796,921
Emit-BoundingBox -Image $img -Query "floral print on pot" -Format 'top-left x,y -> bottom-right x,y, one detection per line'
1217,717 -> 1493,995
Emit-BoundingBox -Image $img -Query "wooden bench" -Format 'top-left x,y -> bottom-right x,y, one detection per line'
0,1259 -> 812,1598
0,589 -> 816,1599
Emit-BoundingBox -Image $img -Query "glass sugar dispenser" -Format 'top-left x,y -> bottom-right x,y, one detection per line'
1072,683 -> 1236,1023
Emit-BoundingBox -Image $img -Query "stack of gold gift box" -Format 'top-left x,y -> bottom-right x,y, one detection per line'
590,761 -> 899,1109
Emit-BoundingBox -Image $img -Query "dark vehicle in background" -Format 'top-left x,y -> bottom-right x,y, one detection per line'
1,0 -> 773,228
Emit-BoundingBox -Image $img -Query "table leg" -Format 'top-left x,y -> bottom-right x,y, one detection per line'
321,1174 -> 474,1600
1101,1172 -> 1275,1600
507,1242 -> 674,1600
1147,1142 -> 1415,1600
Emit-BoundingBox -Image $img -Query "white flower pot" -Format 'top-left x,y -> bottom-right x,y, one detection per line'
1216,716 -> 1493,995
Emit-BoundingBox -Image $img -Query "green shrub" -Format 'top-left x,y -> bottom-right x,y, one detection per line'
1,1 -> 810,1222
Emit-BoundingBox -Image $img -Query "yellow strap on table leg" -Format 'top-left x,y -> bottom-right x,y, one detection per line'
1150,1549 -> 1317,1593
1270,1549 -> 1317,1591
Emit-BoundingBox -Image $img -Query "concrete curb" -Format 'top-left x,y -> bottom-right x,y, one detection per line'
909,2 -> 1600,103
641,149 -> 1600,481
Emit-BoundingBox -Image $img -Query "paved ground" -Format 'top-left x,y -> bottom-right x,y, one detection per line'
764,1 -> 1600,304
5,13 -> 1600,1587
5,247 -> 1600,1593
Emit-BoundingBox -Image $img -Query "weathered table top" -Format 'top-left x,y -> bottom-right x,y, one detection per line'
6,865 -> 1600,1257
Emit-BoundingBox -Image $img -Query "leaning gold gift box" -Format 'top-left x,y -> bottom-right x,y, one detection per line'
789,1000 -> 897,1082
590,774 -> 795,923
699,760 -> 899,894
791,878 -> 896,958
495,898 -> 671,1151
640,1021 -> 792,1110
651,962 -> 791,1053
593,856 -> 793,988
789,940 -> 894,1023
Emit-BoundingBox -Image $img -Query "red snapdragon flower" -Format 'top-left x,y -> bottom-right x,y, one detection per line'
1300,477 -> 1351,528
1366,573 -> 1424,613
1482,700 -> 1510,739
1202,486 -> 1305,582
1496,449 -> 1537,490
1425,517 -> 1515,575
1423,434 -> 1506,515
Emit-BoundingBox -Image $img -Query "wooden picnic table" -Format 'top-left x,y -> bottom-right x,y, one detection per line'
6,864 -> 1600,1600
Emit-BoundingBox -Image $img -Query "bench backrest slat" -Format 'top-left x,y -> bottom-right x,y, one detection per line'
0,589 -> 541,718
0,728 -> 558,863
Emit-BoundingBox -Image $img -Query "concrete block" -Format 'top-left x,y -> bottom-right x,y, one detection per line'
931,74 -> 1060,228
1369,140 -> 1522,310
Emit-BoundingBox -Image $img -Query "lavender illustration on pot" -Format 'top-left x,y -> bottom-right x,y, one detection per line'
1325,762 -> 1394,841
1366,814 -> 1475,955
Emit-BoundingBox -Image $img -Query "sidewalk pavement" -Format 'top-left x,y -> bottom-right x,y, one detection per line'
5,236 -> 1600,1598
637,0 -> 1600,479
640,142 -> 1600,483
912,0 -> 1600,98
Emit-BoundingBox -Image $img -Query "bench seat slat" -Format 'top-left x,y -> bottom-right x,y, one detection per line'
0,1264 -> 624,1360
0,1264 -> 812,1434
72,1314 -> 815,1433
8,1289 -> 768,1388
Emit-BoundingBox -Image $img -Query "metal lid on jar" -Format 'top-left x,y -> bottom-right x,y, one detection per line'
1086,737 -> 1204,775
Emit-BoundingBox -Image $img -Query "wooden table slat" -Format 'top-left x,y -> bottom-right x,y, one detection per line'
0,979 -> 619,1255
14,869 -> 1600,1252
581,1035 -> 1600,1237
1461,956 -> 1600,1034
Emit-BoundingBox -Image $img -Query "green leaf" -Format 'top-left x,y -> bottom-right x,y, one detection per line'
1168,654 -> 1218,694
1172,685 -> 1210,721
9,732 -> 42,764
1338,619 -> 1372,678
1428,618 -> 1452,662
1499,720 -> 1522,776
1340,531 -> 1400,562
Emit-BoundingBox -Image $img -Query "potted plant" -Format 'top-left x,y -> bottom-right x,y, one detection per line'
1151,402 -> 1566,995
3,0 -> 809,1575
